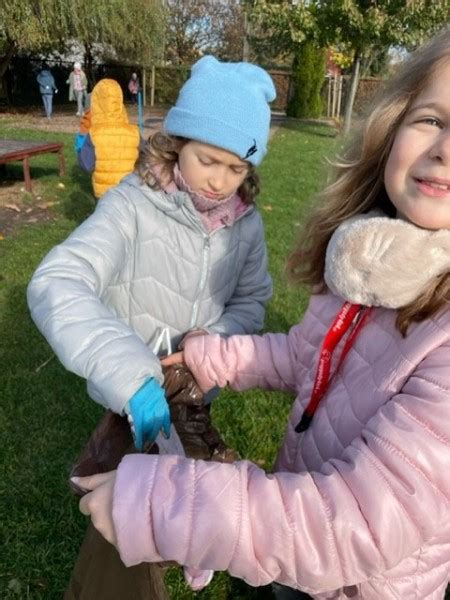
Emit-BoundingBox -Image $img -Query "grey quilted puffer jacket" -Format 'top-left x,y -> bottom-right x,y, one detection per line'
27,174 -> 272,413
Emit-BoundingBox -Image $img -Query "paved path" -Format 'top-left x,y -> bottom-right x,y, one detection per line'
0,107 -> 289,139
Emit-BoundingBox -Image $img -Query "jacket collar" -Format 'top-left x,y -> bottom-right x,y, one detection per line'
119,173 -> 253,232
324,210 -> 450,308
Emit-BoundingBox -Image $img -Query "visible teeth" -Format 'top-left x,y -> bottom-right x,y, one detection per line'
423,180 -> 449,190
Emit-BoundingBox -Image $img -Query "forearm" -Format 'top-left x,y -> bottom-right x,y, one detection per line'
113,393 -> 450,593
183,329 -> 298,394
28,260 -> 162,411
27,192 -> 163,411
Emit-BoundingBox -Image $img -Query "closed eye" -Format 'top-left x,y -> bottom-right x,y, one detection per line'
198,157 -> 214,166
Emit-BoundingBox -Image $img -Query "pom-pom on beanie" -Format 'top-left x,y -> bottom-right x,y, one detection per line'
164,56 -> 276,166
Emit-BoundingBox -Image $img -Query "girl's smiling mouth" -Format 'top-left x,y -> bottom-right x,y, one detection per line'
414,177 -> 450,197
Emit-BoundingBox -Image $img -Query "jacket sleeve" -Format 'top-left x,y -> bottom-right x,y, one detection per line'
112,342 -> 450,593
183,328 -> 301,394
208,212 -> 272,336
27,190 -> 163,413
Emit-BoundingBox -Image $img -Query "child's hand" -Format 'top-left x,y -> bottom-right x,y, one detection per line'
184,566 -> 214,591
125,378 -> 171,450
161,351 -> 185,366
75,472 -> 117,547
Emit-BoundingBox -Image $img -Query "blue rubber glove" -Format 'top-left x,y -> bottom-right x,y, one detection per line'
125,378 -> 171,450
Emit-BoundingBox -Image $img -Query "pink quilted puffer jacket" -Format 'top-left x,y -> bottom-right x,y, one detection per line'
113,291 -> 450,599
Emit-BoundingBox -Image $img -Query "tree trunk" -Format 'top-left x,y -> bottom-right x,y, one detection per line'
84,42 -> 95,88
343,51 -> 361,136
0,41 -> 16,105
242,11 -> 250,61
0,41 -> 15,79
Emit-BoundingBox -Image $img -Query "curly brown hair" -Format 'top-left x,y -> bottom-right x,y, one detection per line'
137,131 -> 260,205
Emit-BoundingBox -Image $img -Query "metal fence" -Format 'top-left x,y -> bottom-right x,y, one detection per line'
1,56 -> 382,118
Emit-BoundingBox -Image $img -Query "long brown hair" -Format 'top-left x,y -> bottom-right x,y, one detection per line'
287,27 -> 450,335
137,131 -> 260,204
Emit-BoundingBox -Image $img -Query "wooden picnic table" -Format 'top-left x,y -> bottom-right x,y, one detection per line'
0,139 -> 65,193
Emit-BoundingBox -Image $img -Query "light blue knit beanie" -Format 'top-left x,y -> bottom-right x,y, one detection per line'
164,56 -> 276,166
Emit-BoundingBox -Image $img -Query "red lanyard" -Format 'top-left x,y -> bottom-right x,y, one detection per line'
295,302 -> 372,433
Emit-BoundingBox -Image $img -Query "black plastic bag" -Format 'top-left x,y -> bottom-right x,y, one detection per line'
70,364 -> 238,496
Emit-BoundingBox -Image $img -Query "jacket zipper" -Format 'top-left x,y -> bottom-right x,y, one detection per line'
190,236 -> 210,328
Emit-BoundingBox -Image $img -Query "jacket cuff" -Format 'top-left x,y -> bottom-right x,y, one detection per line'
178,328 -> 208,350
184,335 -> 221,392
112,454 -> 163,566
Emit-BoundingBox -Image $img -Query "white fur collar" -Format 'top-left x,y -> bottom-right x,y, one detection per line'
324,211 -> 450,308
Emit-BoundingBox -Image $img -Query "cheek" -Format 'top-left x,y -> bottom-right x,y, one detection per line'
231,172 -> 248,191
179,158 -> 201,187
384,137 -> 405,193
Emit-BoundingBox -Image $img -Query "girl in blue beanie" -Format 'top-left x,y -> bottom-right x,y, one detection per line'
27,55 -> 276,598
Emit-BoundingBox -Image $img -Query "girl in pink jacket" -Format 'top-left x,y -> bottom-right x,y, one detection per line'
73,29 -> 450,599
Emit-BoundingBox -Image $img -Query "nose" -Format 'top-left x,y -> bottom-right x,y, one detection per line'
208,167 -> 227,192
430,129 -> 450,164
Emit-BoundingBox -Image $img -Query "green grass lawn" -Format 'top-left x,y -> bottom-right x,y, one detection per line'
0,119 -> 339,598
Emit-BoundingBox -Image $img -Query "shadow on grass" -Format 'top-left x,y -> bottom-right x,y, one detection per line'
60,165 -> 96,224
0,162 -> 65,185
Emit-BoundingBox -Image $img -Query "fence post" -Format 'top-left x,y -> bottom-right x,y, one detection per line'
150,65 -> 155,107
327,77 -> 332,117
138,92 -> 144,134
331,75 -> 338,118
142,67 -> 146,106
336,75 -> 343,119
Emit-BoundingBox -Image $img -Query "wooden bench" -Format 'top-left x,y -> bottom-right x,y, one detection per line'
0,139 -> 65,193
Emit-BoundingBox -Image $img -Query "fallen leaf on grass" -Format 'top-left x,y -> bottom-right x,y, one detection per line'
5,203 -> 21,212
262,204 -> 273,212
37,201 -> 59,209
35,355 -> 55,373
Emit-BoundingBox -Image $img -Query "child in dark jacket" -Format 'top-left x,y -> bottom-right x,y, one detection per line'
36,66 -> 58,119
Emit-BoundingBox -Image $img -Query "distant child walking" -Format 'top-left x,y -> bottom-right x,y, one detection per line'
36,65 -> 58,119
128,72 -> 140,104
27,55 -> 275,598
77,29 -> 450,599
67,62 -> 88,116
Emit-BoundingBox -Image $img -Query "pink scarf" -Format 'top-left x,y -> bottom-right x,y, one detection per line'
166,164 -> 248,233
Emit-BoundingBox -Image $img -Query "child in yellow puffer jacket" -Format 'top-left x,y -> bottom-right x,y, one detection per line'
77,79 -> 141,198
